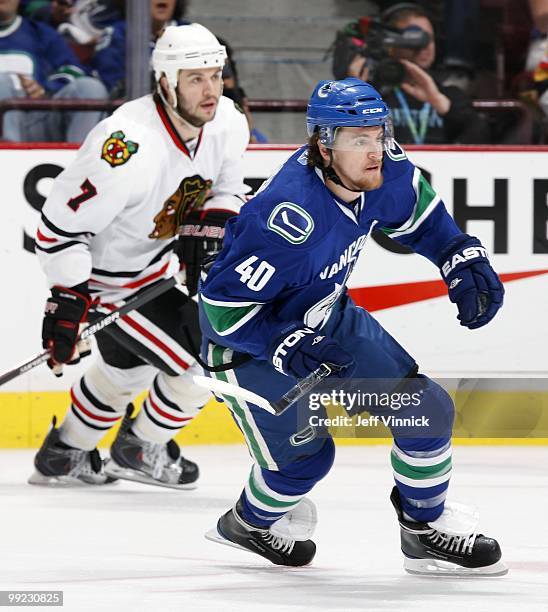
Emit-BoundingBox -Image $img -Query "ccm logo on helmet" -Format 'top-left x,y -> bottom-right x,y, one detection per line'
362,108 -> 383,114
272,328 -> 316,374
442,246 -> 488,277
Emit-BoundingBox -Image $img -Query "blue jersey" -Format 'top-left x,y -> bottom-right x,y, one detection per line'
199,144 -> 462,360
0,16 -> 88,93
89,20 -> 126,93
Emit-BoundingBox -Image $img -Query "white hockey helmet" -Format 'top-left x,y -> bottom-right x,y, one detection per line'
152,23 -> 227,103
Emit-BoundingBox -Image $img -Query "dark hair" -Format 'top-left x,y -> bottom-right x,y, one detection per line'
306,133 -> 325,169
381,2 -> 429,27
217,37 -> 239,82
173,0 -> 189,21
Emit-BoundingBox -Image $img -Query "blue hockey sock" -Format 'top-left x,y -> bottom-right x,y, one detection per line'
238,438 -> 335,528
392,439 -> 452,523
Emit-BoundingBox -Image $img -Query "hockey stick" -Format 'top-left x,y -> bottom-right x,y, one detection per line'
0,270 -> 186,387
193,363 -> 334,416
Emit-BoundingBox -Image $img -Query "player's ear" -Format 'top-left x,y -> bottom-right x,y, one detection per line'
159,75 -> 173,105
318,141 -> 331,164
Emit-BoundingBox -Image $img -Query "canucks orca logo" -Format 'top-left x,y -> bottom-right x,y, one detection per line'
267,202 -> 314,244
317,83 -> 331,98
304,283 -> 343,328
385,139 -> 407,162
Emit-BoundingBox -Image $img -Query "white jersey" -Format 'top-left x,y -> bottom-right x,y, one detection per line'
36,94 -> 250,303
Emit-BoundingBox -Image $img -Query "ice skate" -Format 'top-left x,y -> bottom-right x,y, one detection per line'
104,406 -> 199,490
391,487 -> 508,576
205,499 -> 316,567
28,417 -> 116,486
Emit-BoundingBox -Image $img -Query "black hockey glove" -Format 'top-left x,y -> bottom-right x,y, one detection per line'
42,283 -> 93,376
177,210 -> 234,296
438,234 -> 504,329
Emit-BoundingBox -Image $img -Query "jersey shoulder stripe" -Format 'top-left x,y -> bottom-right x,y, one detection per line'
200,295 -> 265,337
382,168 -> 441,239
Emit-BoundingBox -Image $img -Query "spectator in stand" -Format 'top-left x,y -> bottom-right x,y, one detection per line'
18,0 -> 47,16
26,0 -> 74,27
529,0 -> 548,32
218,36 -> 267,143
525,0 -> 548,119
26,1 -> 123,65
91,0 -> 190,96
90,0 -> 265,141
22,0 -> 121,30
332,3 -> 490,144
441,0 -> 480,92
0,0 -> 108,142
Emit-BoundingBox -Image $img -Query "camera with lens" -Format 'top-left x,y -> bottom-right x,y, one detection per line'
331,17 -> 431,88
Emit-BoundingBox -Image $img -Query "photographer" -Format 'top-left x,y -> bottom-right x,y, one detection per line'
332,3 -> 490,144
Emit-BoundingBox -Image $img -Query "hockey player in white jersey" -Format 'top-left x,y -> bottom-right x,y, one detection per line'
29,23 -> 250,488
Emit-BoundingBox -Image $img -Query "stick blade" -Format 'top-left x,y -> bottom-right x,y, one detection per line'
192,375 -> 276,414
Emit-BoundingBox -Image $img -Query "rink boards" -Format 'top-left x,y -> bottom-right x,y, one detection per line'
1,143 -> 548,447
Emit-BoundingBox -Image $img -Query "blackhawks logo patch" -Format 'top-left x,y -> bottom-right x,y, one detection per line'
149,174 -> 212,239
101,131 -> 139,167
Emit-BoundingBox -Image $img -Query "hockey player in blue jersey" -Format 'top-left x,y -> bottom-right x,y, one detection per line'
198,78 -> 507,576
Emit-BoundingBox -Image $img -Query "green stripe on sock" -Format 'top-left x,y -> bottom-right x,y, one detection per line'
248,471 -> 297,508
391,451 -> 452,480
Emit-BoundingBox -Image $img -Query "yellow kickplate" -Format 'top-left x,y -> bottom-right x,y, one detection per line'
1,390 -> 548,448
0,393 -> 243,448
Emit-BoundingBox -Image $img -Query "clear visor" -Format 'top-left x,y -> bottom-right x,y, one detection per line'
331,127 -> 385,152
319,117 -> 394,153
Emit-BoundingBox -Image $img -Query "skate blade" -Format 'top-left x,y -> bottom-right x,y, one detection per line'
27,470 -> 118,487
404,556 -> 509,577
204,526 -> 250,554
104,459 -> 197,490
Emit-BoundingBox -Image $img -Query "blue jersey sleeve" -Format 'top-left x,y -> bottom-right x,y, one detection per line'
378,158 -> 462,264
35,21 -> 88,93
199,210 -> 310,360
90,21 -> 126,93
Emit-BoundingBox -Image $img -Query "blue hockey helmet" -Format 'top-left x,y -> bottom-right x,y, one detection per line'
306,78 -> 392,149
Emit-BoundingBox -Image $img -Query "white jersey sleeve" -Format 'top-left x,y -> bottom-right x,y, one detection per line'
202,98 -> 250,215
35,116 -> 144,289
35,94 -> 249,300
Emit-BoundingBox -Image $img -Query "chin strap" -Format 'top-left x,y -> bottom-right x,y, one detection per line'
156,88 -> 204,133
321,150 -> 364,193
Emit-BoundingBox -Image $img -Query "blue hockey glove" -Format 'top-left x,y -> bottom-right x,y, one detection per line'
270,325 -> 356,379
438,235 -> 504,329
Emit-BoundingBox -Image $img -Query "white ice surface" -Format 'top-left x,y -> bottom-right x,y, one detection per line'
1,445 -> 547,612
